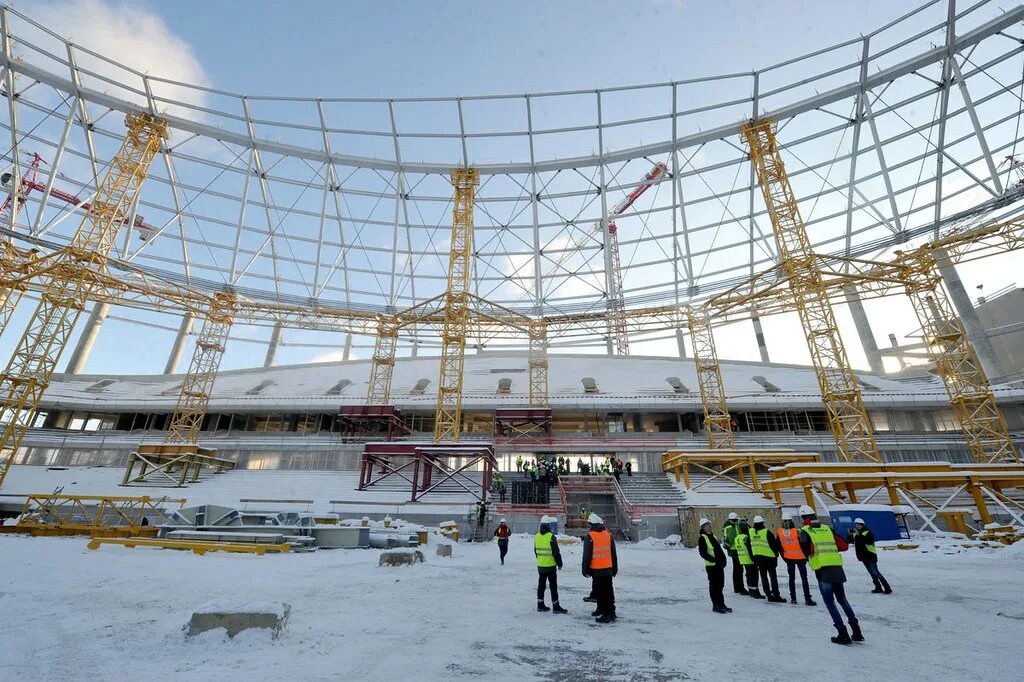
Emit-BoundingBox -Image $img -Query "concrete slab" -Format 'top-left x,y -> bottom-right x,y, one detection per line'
185,602 -> 291,639
378,549 -> 424,567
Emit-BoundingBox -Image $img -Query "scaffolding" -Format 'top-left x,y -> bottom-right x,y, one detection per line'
0,111 -> 167,489
742,118 -> 881,463
434,167 -> 478,443
687,306 -> 734,449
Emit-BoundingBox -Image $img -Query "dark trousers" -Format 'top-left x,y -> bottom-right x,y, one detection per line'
743,563 -> 759,592
498,539 -> 508,563
818,580 -> 856,627
863,560 -> 890,590
785,558 -> 811,598
593,574 -> 615,616
755,557 -> 780,598
537,571 -> 559,603
705,565 -> 726,608
728,550 -> 745,592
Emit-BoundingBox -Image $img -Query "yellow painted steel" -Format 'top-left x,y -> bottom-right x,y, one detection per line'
434,167 -> 478,443
687,306 -> 734,449
894,251 -> 1019,463
87,536 -> 291,555
367,313 -> 399,403
165,292 -> 237,445
742,119 -> 881,463
14,492 -> 185,534
528,318 -> 548,407
0,112 -> 167,489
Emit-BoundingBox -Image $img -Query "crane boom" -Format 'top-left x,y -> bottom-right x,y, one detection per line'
599,161 -> 667,355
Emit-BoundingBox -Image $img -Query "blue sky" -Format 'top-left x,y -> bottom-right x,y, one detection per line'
6,0 -> 1022,377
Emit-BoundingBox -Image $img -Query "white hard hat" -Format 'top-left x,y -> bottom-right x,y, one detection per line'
753,515 -> 765,523
798,505 -> 815,516
854,517 -> 865,525
699,517 -> 711,526
728,512 -> 739,520
588,513 -> 603,525
500,517 -> 507,523
540,515 -> 551,524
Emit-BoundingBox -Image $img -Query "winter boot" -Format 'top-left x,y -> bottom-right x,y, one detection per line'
830,623 -> 852,645
552,602 -> 568,614
595,613 -> 614,624
748,590 -> 765,600
790,592 -> 797,604
591,608 -> 602,617
850,619 -> 864,642
712,605 -> 729,614
881,578 -> 892,594
804,594 -> 817,606
537,601 -> 550,612
583,595 -> 597,603
871,579 -> 884,594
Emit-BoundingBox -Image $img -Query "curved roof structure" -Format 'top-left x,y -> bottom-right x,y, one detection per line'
3,1 -> 1024,351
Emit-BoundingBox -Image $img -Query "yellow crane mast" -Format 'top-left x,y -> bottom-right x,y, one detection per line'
0,111 -> 168,488
896,251 -> 1019,463
366,313 -> 400,404
434,167 -> 478,442
687,306 -> 735,449
742,118 -> 881,463
527,318 -> 548,408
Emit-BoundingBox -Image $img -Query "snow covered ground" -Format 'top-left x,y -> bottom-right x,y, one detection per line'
2,534 -> 1022,680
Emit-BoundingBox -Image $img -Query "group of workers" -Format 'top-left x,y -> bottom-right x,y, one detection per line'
700,506 -> 893,644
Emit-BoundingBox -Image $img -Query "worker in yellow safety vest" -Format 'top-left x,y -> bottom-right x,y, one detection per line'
534,515 -> 567,614
697,518 -> 731,614
847,518 -> 893,595
750,515 -> 787,603
778,514 -> 816,606
733,519 -> 763,599
797,505 -> 863,645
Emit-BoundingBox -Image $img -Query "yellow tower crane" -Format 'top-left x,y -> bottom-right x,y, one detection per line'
434,167 -> 478,442
742,118 -> 881,463
687,306 -> 735,449
0,111 -> 168,488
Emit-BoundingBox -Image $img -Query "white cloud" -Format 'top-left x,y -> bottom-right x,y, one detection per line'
311,349 -> 359,364
23,0 -> 210,122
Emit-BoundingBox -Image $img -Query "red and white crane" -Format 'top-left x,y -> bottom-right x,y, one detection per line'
599,161 -> 668,355
1,151 -> 157,240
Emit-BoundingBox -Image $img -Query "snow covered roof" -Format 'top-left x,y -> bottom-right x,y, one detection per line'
39,352 -> 1024,413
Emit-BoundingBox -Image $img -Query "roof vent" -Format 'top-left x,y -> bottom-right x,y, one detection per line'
752,375 -> 781,393
496,378 -> 512,395
666,377 -> 689,394
326,379 -> 352,396
247,380 -> 276,395
84,379 -> 116,393
411,378 -> 430,395
582,377 -> 599,394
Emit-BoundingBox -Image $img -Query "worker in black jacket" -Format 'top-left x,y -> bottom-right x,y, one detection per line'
698,518 -> 731,614
847,518 -> 892,594
582,513 -> 618,623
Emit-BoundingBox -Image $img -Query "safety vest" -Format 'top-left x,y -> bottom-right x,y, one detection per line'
535,532 -> 556,567
750,528 -> 774,558
722,522 -> 737,548
777,527 -> 806,560
496,526 -> 510,540
734,533 -> 754,566
858,530 -> 877,556
701,533 -> 718,567
802,524 -> 842,571
589,530 -> 613,570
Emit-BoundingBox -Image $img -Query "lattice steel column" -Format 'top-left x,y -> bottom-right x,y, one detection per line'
434,168 -> 478,443
0,111 -> 167,489
164,292 -> 236,445
607,224 -> 629,355
687,306 -> 735,449
742,119 -> 880,463
367,314 -> 398,404
528,318 -> 548,407
898,252 -> 1018,463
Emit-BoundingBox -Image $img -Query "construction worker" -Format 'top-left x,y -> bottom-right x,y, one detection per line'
698,518 -> 731,614
847,518 -> 892,594
722,512 -> 747,595
798,505 -> 863,645
734,519 -> 762,599
515,455 -> 523,473
534,516 -> 567,614
582,513 -> 618,623
750,515 -> 787,603
494,517 -> 512,565
778,514 -> 815,605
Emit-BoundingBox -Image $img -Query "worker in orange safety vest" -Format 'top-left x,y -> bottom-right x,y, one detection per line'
778,513 -> 816,606
582,513 -> 618,623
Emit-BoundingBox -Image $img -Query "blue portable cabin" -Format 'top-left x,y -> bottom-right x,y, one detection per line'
825,504 -> 906,541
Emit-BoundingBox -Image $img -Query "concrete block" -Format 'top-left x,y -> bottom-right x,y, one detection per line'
436,544 -> 453,558
378,549 -> 424,567
185,602 -> 290,639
